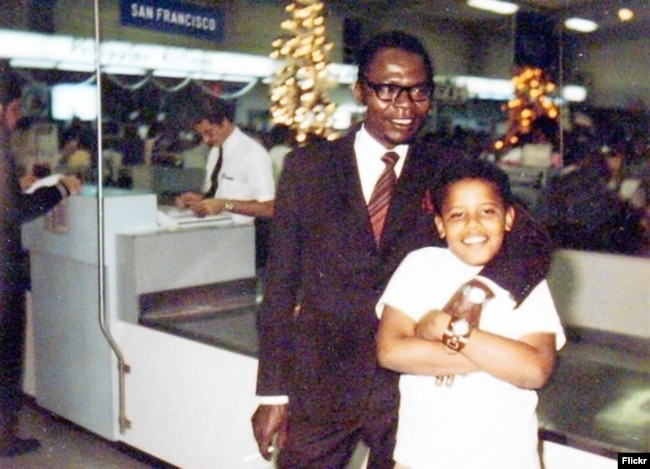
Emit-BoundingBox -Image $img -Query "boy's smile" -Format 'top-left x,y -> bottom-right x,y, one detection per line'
434,178 -> 515,266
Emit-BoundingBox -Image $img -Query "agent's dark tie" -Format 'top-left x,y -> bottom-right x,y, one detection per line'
368,151 -> 399,244
204,147 -> 223,198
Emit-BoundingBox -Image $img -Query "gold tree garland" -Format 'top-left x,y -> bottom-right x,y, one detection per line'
269,0 -> 338,143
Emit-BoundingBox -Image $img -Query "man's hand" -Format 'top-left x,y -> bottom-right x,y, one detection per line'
442,279 -> 494,327
175,191 -> 204,209
251,404 -> 288,461
19,174 -> 38,191
190,198 -> 227,217
59,175 -> 82,195
414,309 -> 447,341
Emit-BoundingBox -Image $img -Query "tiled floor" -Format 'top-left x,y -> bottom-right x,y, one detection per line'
3,400 -> 176,469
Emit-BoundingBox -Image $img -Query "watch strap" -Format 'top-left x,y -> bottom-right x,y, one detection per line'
441,317 -> 473,351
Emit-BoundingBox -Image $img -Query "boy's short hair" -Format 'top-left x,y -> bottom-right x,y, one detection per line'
432,158 -> 515,213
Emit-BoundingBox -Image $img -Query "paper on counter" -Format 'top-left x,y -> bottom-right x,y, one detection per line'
157,207 -> 232,228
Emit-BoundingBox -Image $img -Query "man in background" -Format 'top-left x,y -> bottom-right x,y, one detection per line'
175,99 -> 275,223
0,68 -> 81,457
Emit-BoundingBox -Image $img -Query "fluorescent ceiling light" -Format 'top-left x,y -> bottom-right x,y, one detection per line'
449,75 -> 515,100
152,69 -> 188,78
57,62 -> 95,73
564,18 -> 599,33
10,58 -> 57,69
102,65 -> 148,76
562,85 -> 587,102
467,0 -> 519,15
217,75 -> 259,83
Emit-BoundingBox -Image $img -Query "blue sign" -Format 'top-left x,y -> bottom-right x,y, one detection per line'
120,0 -> 224,42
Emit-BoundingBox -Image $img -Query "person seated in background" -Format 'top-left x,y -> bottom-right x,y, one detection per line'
601,127 -> 648,213
534,127 -> 648,255
266,124 -> 296,185
175,99 -> 275,223
119,121 -> 145,168
58,128 -> 92,179
529,115 -> 562,168
376,158 -> 565,469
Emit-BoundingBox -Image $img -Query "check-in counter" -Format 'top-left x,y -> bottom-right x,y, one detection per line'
22,186 -> 158,439
23,188 -> 271,468
114,210 -> 268,468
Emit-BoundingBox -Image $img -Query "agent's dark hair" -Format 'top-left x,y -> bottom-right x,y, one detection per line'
0,61 -> 22,105
432,158 -> 515,214
194,98 -> 236,125
356,31 -> 434,87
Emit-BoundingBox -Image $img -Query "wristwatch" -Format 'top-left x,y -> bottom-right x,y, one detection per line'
463,283 -> 488,305
442,316 -> 473,351
224,200 -> 235,212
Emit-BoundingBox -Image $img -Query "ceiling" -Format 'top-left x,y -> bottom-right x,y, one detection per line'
320,0 -> 649,36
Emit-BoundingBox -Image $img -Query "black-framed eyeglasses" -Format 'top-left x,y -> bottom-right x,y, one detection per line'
362,78 -> 432,102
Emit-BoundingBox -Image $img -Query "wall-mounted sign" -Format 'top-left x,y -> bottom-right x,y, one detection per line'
120,0 -> 224,42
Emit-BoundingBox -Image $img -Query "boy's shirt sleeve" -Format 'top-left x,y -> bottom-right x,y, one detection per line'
481,279 -> 566,351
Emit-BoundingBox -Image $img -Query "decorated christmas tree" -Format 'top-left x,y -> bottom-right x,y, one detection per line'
495,66 -> 560,151
269,0 -> 338,143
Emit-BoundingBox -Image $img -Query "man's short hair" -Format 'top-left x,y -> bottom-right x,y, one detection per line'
195,98 -> 236,125
431,158 -> 515,213
356,31 -> 434,87
0,61 -> 22,106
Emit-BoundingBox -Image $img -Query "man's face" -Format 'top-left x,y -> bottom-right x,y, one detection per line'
354,47 -> 432,149
195,119 -> 230,147
0,98 -> 22,132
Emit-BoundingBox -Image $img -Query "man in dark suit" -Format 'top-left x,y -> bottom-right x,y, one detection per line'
0,76 -> 81,457
252,31 -> 551,468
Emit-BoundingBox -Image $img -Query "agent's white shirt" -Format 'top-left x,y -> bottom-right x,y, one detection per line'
203,126 -> 275,224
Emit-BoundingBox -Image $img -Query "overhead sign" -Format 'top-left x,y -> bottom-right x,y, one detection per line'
120,0 -> 224,41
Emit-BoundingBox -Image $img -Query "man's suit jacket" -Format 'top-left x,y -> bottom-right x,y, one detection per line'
256,127 -> 551,424
1,149 -> 66,407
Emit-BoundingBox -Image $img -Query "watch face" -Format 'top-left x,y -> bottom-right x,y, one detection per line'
466,286 -> 487,304
452,318 -> 471,335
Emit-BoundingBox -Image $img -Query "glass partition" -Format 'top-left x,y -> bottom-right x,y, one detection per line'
2,1 -> 647,253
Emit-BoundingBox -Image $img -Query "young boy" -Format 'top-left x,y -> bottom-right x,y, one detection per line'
376,158 -> 565,469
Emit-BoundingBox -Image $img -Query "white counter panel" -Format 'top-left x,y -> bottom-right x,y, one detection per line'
548,249 -> 650,338
541,441 -> 616,469
116,322 -> 273,469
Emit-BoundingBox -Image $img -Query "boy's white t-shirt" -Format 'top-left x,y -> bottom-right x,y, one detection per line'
376,247 -> 566,469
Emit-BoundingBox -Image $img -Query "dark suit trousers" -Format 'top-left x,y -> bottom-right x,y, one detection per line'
0,288 -> 27,434
277,369 -> 398,469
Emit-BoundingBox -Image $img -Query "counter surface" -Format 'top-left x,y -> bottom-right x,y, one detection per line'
141,305 -> 259,358
141,309 -> 649,458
